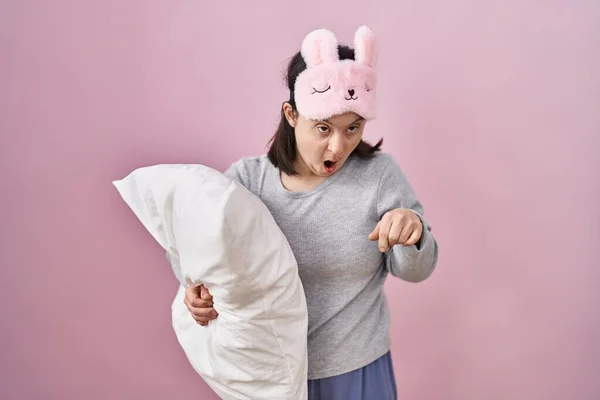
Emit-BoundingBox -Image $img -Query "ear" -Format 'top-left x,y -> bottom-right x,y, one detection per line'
282,102 -> 297,127
301,28 -> 339,67
354,25 -> 377,68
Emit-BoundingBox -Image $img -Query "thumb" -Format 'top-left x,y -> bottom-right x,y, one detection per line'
368,221 -> 381,241
199,284 -> 213,300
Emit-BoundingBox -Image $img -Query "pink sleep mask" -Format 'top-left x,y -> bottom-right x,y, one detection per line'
294,25 -> 377,121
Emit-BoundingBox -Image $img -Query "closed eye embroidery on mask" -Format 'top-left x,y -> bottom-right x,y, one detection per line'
312,86 -> 331,94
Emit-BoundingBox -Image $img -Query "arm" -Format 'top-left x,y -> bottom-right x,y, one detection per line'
165,161 -> 246,325
374,157 -> 439,283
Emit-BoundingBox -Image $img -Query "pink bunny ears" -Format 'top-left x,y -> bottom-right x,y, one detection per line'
294,25 -> 378,121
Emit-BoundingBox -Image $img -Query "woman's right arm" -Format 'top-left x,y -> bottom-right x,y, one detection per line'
167,160 -> 244,326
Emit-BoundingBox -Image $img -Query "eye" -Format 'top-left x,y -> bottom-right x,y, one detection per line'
347,125 -> 360,134
316,125 -> 330,134
312,86 -> 331,94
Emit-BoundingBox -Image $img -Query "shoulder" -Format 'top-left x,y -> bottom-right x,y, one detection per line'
345,152 -> 413,199
224,154 -> 272,189
349,151 -> 401,179
227,154 -> 271,177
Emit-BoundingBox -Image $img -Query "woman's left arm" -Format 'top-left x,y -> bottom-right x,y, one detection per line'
368,157 -> 439,283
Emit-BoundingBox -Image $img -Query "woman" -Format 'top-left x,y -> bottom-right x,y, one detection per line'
181,26 -> 438,399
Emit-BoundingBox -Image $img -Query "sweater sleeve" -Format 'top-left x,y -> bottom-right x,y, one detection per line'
376,156 -> 439,283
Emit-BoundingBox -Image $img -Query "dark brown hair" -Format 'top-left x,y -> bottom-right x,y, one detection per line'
267,45 -> 383,175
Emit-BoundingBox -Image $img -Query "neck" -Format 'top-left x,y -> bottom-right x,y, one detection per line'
292,158 -> 313,178
280,160 -> 328,192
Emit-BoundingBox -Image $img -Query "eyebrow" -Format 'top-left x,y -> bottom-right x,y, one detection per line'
321,117 -> 365,125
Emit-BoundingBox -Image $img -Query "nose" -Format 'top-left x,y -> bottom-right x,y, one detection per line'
348,89 -> 355,97
328,133 -> 344,156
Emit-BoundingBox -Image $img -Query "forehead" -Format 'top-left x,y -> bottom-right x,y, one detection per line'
323,112 -> 363,126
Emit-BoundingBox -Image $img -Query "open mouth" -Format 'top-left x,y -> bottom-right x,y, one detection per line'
324,160 -> 337,173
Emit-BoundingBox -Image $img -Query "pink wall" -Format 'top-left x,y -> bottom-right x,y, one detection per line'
1,1 -> 598,399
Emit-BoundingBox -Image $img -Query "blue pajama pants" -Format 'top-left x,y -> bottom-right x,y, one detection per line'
307,351 -> 398,400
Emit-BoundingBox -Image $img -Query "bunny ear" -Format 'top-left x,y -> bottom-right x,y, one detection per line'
301,28 -> 339,67
354,25 -> 377,68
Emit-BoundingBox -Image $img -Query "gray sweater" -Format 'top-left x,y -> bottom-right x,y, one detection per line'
224,152 -> 438,380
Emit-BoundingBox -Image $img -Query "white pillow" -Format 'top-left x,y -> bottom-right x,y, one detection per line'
112,164 -> 308,400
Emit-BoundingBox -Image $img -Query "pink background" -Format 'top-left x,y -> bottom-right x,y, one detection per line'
1,1 -> 599,399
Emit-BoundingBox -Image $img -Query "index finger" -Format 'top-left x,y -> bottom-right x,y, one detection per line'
378,217 -> 392,252
190,297 -> 214,308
